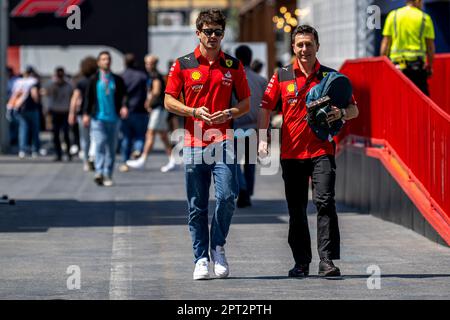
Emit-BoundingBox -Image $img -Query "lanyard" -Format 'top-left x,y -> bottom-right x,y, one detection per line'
101,72 -> 111,96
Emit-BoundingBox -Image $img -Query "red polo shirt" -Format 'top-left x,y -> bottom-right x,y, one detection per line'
261,59 -> 349,159
165,46 -> 250,147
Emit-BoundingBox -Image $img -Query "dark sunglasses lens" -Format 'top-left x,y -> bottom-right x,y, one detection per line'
203,29 -> 213,36
203,29 -> 223,37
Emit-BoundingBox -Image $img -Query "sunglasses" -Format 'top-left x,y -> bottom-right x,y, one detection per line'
201,28 -> 224,37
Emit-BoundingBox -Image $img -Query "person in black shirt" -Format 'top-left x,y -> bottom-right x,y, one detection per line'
69,56 -> 98,171
118,53 -> 149,172
126,54 -> 176,172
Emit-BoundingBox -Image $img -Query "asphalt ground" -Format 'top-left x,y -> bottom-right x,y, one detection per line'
0,140 -> 449,300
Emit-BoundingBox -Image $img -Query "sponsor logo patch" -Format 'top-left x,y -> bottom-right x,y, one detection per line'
287,83 -> 295,94
288,98 -> 298,106
191,84 -> 203,92
191,71 -> 202,81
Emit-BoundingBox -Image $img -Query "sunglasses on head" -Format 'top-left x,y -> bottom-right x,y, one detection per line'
201,28 -> 224,37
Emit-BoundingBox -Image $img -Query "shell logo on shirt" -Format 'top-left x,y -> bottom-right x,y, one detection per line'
287,83 -> 295,94
191,71 -> 202,81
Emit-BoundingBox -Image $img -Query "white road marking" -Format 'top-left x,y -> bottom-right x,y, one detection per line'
109,209 -> 132,300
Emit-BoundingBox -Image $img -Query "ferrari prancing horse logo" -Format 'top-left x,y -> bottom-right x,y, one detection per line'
225,59 -> 233,68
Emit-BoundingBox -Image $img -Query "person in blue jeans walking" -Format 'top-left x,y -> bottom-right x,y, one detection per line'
164,9 -> 250,280
83,51 -> 128,187
118,53 -> 149,172
7,67 -> 41,158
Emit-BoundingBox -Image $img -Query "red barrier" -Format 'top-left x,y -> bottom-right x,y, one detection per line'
429,54 -> 450,115
339,56 -> 450,235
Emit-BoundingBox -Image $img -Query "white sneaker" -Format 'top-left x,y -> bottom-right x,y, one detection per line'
103,177 -> 114,187
70,145 -> 79,156
18,151 -> 26,159
211,245 -> 229,278
126,156 -> 146,169
39,148 -> 47,156
193,258 -> 210,280
160,158 -> 177,173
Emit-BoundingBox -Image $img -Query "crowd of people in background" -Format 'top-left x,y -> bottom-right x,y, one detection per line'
4,47 -> 268,188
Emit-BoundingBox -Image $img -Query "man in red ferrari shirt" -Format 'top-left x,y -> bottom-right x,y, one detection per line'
258,25 -> 359,278
164,9 -> 250,280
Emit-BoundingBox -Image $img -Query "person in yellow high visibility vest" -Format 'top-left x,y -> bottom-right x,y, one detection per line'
380,0 -> 435,96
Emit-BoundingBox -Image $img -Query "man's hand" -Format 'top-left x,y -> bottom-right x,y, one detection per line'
120,106 -> 129,119
258,140 -> 269,158
194,106 -> 212,125
326,106 -> 343,125
68,113 -> 76,126
82,114 -> 90,128
210,110 -> 231,124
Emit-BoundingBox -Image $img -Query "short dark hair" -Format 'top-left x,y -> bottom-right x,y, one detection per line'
55,66 -> 65,74
124,53 -> 136,68
235,45 -> 252,66
97,51 -> 111,60
250,59 -> 263,74
291,25 -> 319,45
196,9 -> 226,31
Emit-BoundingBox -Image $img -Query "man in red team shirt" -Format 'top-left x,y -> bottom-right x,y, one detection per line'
258,25 -> 359,277
164,9 -> 250,280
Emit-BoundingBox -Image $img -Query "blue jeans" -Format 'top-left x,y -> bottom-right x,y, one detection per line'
120,113 -> 149,162
183,140 -> 238,263
17,110 -> 41,153
91,119 -> 119,178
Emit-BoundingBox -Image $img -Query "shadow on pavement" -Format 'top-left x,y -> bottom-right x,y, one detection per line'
0,199 -> 359,233
228,274 -> 450,280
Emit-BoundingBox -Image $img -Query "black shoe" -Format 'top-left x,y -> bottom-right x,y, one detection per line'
53,156 -> 62,162
88,160 -> 95,172
288,264 -> 309,277
94,173 -> 103,186
318,259 -> 341,277
237,190 -> 252,208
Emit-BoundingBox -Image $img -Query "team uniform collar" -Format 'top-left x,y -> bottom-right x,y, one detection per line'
194,45 -> 225,64
293,58 -> 321,78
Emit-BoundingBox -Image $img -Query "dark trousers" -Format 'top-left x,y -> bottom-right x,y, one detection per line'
51,111 -> 71,159
235,134 -> 256,196
281,155 -> 340,265
402,67 -> 429,96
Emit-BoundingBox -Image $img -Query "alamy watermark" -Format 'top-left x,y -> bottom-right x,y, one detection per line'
66,5 -> 81,30
366,265 -> 381,290
168,126 -> 280,176
66,265 -> 81,290
367,5 -> 382,30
